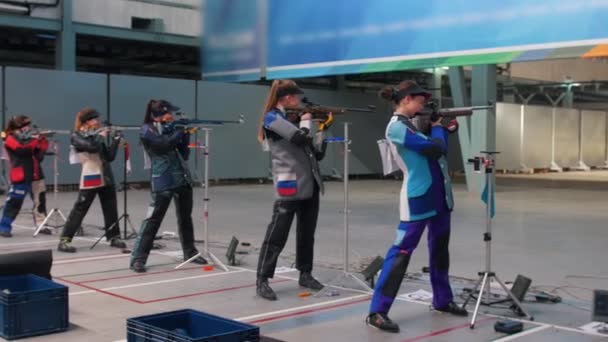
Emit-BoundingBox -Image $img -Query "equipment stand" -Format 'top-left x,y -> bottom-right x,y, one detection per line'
175,128 -> 229,271
33,140 -> 67,236
90,142 -> 137,249
462,151 -> 533,329
317,123 -> 372,296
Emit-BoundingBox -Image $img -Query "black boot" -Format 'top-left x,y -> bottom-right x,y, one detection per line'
0,231 -> 12,238
435,302 -> 468,316
299,272 -> 323,290
39,228 -> 52,235
256,278 -> 277,301
366,313 -> 400,333
185,253 -> 208,265
57,240 -> 76,253
110,237 -> 127,249
130,260 -> 147,273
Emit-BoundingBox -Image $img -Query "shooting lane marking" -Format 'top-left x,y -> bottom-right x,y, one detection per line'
492,325 -> 551,341
54,253 -> 129,264
63,270 -> 289,304
236,294 -> 370,322
142,279 -> 290,304
76,266 -> 202,284
57,277 -> 144,304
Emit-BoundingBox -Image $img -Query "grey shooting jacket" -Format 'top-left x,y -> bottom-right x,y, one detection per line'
264,108 -> 327,201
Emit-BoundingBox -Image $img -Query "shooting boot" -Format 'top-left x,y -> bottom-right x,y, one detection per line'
110,237 -> 127,249
256,278 -> 277,301
299,272 -> 323,291
130,260 -> 147,273
435,301 -> 468,316
366,313 -> 400,333
57,239 -> 76,253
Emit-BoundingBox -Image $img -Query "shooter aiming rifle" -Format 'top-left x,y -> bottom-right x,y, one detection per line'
413,100 -> 495,133
285,97 -> 376,123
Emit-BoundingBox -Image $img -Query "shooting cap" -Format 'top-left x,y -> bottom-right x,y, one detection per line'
394,82 -> 432,103
79,109 -> 100,124
151,99 -> 180,118
12,115 -> 32,129
276,84 -> 304,98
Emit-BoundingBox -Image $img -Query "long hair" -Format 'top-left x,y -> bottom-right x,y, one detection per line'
257,79 -> 299,143
5,115 -> 31,134
74,108 -> 97,131
143,99 -> 156,124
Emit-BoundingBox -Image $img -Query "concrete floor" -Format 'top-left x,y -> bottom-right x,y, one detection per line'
1,171 -> 607,341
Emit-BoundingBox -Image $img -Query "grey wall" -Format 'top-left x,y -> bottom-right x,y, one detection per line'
581,110 -> 606,167
197,81 -> 269,179
4,67 -> 107,184
496,103 -> 523,170
554,108 -> 580,168
495,103 -> 607,171
2,66 -> 607,185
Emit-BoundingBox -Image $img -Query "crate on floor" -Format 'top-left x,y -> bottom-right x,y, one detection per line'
0,274 -> 69,340
127,309 -> 259,342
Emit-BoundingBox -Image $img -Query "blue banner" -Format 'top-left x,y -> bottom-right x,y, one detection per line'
202,0 -> 608,80
201,0 -> 262,81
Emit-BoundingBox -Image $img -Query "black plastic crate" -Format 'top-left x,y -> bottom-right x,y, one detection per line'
0,274 -> 69,340
127,309 -> 259,342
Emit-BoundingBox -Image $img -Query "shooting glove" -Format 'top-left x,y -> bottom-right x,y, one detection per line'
446,119 -> 459,134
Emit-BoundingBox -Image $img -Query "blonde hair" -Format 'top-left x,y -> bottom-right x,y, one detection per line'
257,79 -> 299,143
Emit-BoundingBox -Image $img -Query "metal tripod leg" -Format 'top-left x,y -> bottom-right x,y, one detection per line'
493,274 -> 534,321
175,250 -> 229,271
33,208 -> 67,237
462,273 -> 486,309
470,272 -> 490,329
122,214 -> 137,240
315,271 -> 372,297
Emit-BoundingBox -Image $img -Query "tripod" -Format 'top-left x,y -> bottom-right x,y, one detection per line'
461,151 -> 533,329
33,140 -> 67,237
317,123 -> 372,296
90,141 -> 137,249
175,128 -> 229,271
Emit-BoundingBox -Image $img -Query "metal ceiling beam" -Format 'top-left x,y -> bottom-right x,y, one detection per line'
0,13 -> 60,31
73,22 -> 199,47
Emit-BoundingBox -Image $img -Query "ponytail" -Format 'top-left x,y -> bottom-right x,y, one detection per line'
143,100 -> 156,124
257,79 -> 300,143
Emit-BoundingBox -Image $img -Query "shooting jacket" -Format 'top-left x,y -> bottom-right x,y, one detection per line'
3,134 -> 49,184
264,108 -> 327,201
385,114 -> 454,221
72,130 -> 120,190
140,123 -> 192,193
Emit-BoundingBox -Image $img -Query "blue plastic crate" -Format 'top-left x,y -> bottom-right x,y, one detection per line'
127,309 -> 259,342
0,274 -> 69,340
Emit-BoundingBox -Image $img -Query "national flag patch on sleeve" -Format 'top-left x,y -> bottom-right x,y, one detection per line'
276,173 -> 297,197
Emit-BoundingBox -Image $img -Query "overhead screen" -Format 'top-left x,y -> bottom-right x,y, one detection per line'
202,0 -> 608,81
